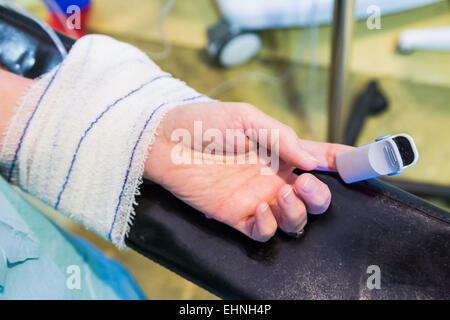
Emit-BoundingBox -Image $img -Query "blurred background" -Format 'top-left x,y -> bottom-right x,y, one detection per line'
11,0 -> 450,299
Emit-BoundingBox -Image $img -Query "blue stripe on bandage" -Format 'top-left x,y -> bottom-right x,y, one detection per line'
108,94 -> 207,241
54,74 -> 172,209
8,36 -> 95,183
7,66 -> 62,182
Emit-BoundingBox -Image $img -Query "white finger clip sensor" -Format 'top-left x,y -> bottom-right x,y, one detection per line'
336,133 -> 419,184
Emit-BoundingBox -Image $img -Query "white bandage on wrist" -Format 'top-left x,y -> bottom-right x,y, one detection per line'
0,35 -> 212,247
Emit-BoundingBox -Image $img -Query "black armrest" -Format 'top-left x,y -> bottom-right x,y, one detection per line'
0,5 -> 72,78
127,172 -> 449,299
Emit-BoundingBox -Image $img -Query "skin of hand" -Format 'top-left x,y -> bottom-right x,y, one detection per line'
144,102 -> 352,242
0,70 -> 352,242
0,70 -> 33,149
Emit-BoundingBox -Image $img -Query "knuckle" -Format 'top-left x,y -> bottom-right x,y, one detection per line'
256,229 -> 274,242
283,211 -> 306,232
300,172 -> 315,182
288,209 -> 306,224
284,126 -> 298,140
294,173 -> 314,192
238,102 -> 257,113
318,185 -> 331,201
311,193 -> 332,214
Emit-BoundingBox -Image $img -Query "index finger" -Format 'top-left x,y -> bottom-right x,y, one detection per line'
298,139 -> 353,172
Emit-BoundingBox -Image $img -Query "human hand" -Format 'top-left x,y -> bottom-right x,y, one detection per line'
144,102 -> 351,242
0,70 -> 33,149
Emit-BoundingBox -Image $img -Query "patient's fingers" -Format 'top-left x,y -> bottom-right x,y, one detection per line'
275,184 -> 308,234
241,105 -> 320,171
241,174 -> 330,242
299,139 -> 353,171
294,173 -> 331,214
250,202 -> 277,242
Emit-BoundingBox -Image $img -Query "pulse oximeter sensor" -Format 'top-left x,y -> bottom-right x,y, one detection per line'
336,133 -> 419,184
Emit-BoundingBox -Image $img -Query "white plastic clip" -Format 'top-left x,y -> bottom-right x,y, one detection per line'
336,133 -> 419,184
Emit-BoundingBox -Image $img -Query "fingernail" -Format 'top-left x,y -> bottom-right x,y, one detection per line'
282,186 -> 294,203
302,176 -> 317,193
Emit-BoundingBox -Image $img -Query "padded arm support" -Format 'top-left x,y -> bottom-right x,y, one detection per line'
1,5 -> 449,299
128,172 -> 449,299
0,6 -> 72,77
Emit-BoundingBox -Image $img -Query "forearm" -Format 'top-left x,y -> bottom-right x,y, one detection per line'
0,70 -> 33,148
0,35 -> 210,247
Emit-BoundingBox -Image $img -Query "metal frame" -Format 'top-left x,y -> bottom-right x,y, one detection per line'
328,0 -> 355,143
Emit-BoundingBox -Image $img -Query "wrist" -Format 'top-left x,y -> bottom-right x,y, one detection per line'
0,70 -> 33,148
